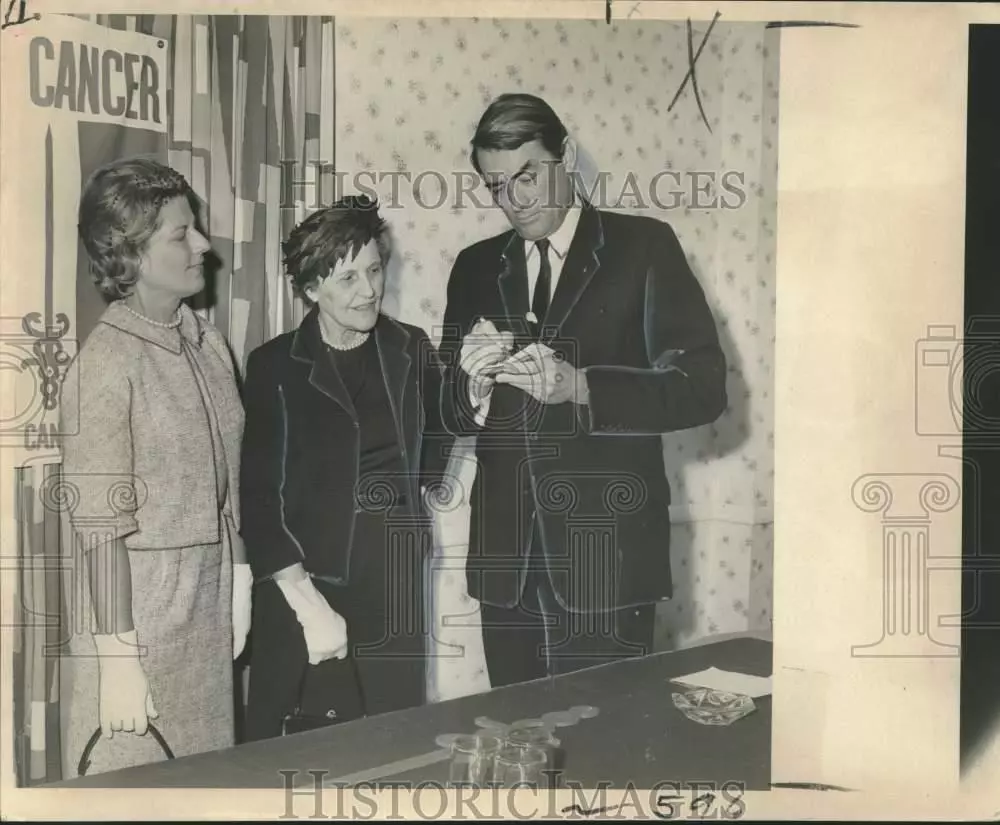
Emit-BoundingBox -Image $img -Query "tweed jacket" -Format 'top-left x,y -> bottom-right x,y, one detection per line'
60,301 -> 244,549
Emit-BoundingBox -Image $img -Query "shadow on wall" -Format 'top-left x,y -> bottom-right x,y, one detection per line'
667,299 -> 752,466
654,303 -> 754,649
381,222 -> 406,320
654,521 -> 702,650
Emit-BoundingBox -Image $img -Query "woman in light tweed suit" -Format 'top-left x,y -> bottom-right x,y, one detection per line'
59,158 -> 251,777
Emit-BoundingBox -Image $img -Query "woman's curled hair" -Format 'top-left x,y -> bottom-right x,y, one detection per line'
282,195 -> 391,300
78,157 -> 193,300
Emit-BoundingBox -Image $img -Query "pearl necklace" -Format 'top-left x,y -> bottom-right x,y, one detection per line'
324,330 -> 370,351
120,300 -> 182,329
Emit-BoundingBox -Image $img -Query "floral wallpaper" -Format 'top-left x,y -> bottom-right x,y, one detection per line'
334,17 -> 778,700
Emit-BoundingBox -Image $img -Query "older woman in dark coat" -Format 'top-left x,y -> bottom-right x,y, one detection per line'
240,196 -> 452,740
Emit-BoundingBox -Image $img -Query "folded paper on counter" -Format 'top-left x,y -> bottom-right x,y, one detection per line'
669,667 -> 773,698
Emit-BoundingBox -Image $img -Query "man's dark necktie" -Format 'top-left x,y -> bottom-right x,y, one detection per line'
531,238 -> 552,337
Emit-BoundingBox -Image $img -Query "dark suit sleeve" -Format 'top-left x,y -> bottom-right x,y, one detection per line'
582,221 -> 728,434
415,328 -> 454,488
437,250 -> 486,436
239,348 -> 306,581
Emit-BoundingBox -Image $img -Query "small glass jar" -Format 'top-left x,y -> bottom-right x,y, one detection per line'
447,734 -> 502,788
493,745 -> 548,789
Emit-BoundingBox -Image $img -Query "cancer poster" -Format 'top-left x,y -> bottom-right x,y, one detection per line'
2,13 -> 168,464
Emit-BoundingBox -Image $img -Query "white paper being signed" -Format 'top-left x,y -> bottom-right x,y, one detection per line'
670,667 -> 773,699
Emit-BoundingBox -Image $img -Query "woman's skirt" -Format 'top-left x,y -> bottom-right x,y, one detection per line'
244,508 -> 430,742
60,535 -> 234,779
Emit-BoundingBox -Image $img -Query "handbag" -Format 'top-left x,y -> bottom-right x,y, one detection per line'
280,656 -> 368,736
77,724 -> 174,777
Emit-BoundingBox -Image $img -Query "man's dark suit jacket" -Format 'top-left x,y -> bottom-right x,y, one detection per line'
239,306 -> 450,584
437,203 -> 727,612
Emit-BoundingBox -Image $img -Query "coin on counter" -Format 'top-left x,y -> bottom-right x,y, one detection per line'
540,711 -> 576,728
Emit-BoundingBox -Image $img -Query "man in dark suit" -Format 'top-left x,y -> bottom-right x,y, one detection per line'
436,93 -> 729,688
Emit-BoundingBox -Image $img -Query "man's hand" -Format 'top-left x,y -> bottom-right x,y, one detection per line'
460,319 -> 513,382
460,318 -> 514,409
494,344 -> 590,406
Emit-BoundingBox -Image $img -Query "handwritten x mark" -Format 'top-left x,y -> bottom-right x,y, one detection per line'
667,11 -> 722,134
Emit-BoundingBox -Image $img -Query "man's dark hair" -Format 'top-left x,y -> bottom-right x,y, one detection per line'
282,195 -> 391,299
470,93 -> 568,175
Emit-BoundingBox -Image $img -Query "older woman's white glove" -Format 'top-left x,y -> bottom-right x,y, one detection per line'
232,562 -> 253,659
93,629 -> 158,739
275,574 -> 348,665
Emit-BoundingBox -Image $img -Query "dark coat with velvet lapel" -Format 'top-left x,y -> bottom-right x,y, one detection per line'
437,202 -> 728,612
239,307 -> 450,583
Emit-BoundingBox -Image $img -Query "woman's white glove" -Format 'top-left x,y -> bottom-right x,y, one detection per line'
92,629 -> 158,739
275,575 -> 348,665
232,562 -> 253,659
